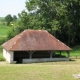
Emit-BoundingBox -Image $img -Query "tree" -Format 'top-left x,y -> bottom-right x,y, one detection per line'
13,15 -> 17,21
5,14 -> 13,26
6,0 -> 80,46
26,0 -> 61,33
24,0 -> 80,45
67,0 -> 80,45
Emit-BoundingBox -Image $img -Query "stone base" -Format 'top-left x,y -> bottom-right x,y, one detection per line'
22,58 -> 69,63
9,61 -> 17,64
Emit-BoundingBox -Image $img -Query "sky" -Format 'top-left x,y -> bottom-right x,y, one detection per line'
0,0 -> 27,17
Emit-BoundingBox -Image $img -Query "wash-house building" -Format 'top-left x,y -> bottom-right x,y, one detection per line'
2,30 -> 71,63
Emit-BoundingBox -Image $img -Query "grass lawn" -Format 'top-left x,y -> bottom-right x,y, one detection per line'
0,59 -> 80,80
0,24 -> 10,37
0,46 -> 80,80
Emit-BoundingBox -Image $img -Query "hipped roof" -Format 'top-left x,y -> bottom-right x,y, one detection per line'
2,30 -> 71,51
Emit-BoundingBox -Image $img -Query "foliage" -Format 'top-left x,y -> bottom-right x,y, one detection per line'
26,0 -> 80,46
0,46 -> 5,61
13,15 -> 17,21
5,14 -> 13,26
0,37 -> 7,45
6,0 -> 80,46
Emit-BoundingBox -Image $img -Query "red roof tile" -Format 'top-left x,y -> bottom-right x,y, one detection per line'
2,30 -> 71,51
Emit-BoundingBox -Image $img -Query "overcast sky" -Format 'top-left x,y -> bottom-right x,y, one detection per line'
0,0 -> 27,17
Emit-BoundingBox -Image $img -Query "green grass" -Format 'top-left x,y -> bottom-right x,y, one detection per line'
55,46 -> 80,58
0,46 -> 80,80
68,46 -> 80,57
0,17 -> 5,21
0,23 -> 10,46
0,24 -> 10,37
0,59 -> 80,80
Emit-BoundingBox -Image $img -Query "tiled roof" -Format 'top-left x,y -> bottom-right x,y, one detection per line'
2,30 -> 71,51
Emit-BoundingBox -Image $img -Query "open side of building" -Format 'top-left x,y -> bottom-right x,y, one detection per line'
2,30 -> 71,63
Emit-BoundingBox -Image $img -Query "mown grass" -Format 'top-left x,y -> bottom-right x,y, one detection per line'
0,59 -> 80,80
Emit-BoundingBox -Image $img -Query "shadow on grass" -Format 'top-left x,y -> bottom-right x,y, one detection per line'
0,58 -> 5,61
69,59 -> 75,61
15,59 -> 76,64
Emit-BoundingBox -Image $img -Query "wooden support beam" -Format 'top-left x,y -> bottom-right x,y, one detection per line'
66,51 -> 70,58
50,51 -> 53,58
27,51 -> 34,59
60,51 -> 61,58
49,51 -> 55,58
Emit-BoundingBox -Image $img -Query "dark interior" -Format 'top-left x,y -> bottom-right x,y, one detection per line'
32,51 -> 50,58
14,51 -> 51,63
13,51 -> 65,63
14,51 -> 29,63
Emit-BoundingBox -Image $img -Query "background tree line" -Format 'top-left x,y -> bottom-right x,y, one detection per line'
5,14 -> 17,26
6,0 -> 80,46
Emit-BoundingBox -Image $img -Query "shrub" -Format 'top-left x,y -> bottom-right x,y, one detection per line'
0,37 -> 7,45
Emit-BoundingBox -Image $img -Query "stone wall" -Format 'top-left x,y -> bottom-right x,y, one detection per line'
23,58 -> 69,63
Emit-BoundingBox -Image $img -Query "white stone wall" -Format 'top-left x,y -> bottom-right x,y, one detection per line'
3,49 -> 14,63
3,49 -> 7,59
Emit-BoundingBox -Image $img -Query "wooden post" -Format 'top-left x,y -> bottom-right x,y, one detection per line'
50,51 -> 53,58
68,51 -> 70,58
60,51 -> 61,58
48,51 -> 55,58
28,51 -> 34,59
50,51 -> 54,58
67,51 -> 70,58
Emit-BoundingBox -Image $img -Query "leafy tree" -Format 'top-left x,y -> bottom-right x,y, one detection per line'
21,0 -> 80,45
26,0 -> 61,33
6,0 -> 80,46
13,15 -> 17,21
5,14 -> 13,26
68,0 -> 80,45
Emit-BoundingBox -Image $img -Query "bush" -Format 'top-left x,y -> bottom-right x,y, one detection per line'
0,37 -> 7,45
